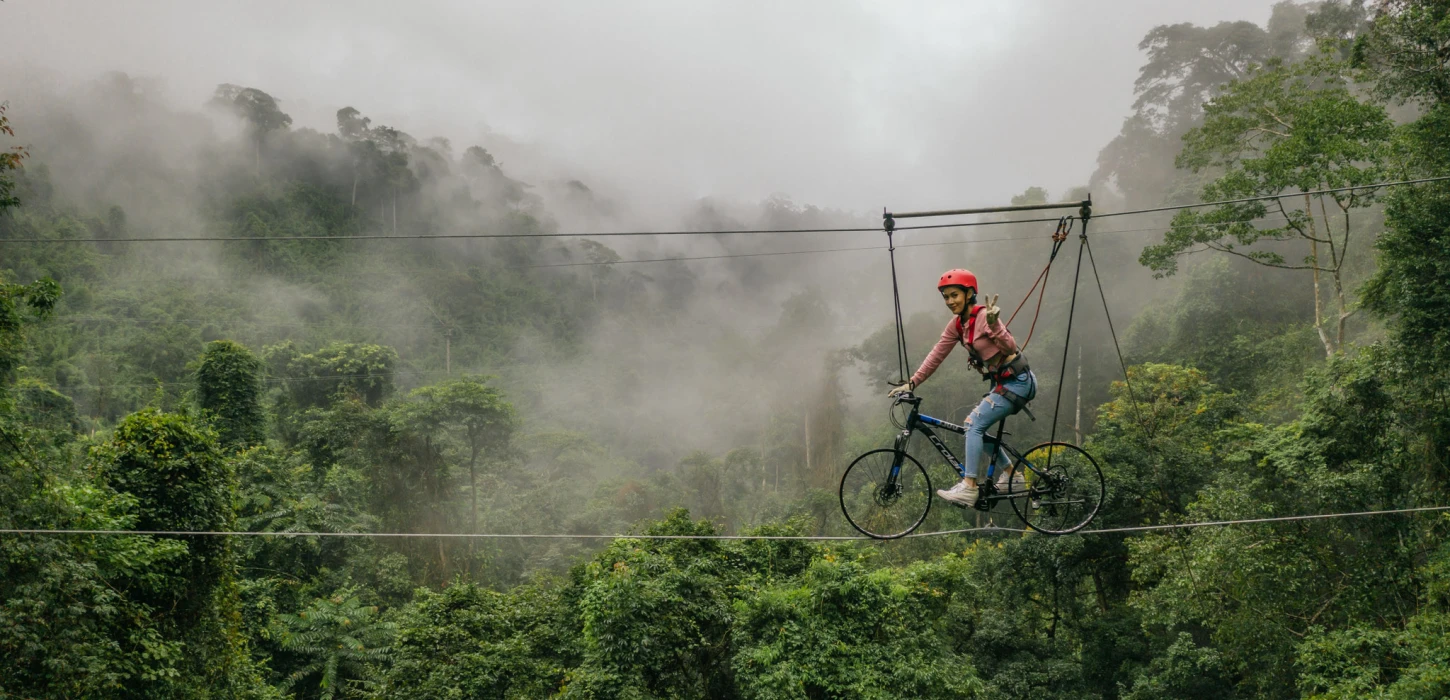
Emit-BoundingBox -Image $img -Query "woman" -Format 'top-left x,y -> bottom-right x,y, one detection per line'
888,269 -> 1037,506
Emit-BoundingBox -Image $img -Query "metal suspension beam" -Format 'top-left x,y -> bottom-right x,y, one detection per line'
886,197 -> 1091,221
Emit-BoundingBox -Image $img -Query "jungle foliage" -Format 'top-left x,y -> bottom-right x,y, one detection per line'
2,1 -> 1449,698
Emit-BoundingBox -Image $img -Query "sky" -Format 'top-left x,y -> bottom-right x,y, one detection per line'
4,0 -> 1278,214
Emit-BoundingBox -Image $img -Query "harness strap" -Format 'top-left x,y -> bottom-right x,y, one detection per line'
992,383 -> 1034,418
1006,216 -> 1073,351
991,353 -> 1031,383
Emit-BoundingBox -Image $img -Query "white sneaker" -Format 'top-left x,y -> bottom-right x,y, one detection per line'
995,471 -> 1024,491
936,479 -> 979,505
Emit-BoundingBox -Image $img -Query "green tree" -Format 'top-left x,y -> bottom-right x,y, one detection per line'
1141,55 -> 1394,356
266,341 -> 398,412
211,84 -> 292,173
93,410 -> 236,623
90,409 -> 268,697
277,590 -> 395,699
0,277 -> 59,382
382,582 -> 575,699
1352,0 -> 1450,105
1355,0 -> 1450,497
1128,352 -> 1426,698
1091,12 -> 1304,208
400,376 -> 516,571
732,557 -> 983,699
0,102 -> 26,212
197,340 -> 266,449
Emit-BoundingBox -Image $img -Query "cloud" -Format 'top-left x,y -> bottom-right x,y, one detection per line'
5,0 -> 1278,210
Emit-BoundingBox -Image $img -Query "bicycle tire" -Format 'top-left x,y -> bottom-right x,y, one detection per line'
839,448 -> 932,539
1007,441 -> 1104,535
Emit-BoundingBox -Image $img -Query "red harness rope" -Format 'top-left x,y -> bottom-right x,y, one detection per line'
1005,217 -> 1073,350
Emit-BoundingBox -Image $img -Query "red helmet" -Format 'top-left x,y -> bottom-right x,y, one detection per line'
937,269 -> 978,293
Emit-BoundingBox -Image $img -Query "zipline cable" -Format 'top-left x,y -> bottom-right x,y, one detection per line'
0,525 -> 1016,542
3,505 -> 1446,541
1078,504 -> 1450,535
0,215 -> 1068,245
1092,174 -> 1450,219
6,172 -> 1443,245
32,215 -> 1292,394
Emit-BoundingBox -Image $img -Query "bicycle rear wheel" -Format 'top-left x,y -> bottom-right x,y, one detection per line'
1008,442 -> 1104,535
839,449 -> 932,539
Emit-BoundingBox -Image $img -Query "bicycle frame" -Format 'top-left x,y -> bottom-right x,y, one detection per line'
889,395 -> 1043,510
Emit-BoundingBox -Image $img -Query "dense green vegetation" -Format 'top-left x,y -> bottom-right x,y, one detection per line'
3,1 -> 1449,697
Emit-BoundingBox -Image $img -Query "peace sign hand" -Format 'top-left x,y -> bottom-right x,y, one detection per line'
983,293 -> 1001,325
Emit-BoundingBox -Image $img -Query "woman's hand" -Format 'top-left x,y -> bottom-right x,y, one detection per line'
888,381 -> 914,397
983,293 -> 1001,325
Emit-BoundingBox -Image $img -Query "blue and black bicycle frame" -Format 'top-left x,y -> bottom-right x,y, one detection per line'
890,394 -> 1035,511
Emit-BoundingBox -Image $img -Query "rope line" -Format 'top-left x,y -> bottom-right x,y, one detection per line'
1092,174 -> 1450,219
0,214 -> 1069,245
2,506 -> 1444,540
3,216 -> 1293,270
0,525 -> 1014,541
6,171 -> 1439,245
1005,216 -> 1072,350
1078,505 -> 1450,535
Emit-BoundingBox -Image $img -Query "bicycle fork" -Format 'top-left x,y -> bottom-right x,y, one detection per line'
880,430 -> 912,498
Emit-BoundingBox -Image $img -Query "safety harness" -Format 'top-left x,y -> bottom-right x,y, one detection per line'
956,308 -> 1035,414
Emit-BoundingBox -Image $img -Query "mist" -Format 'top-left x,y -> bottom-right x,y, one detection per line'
1,0 -> 1323,587
6,0 -> 1278,210
13,1 -> 1446,696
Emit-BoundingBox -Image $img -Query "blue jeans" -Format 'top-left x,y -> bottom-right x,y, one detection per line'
963,371 -> 1037,480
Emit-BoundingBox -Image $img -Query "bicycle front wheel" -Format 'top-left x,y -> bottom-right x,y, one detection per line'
839,449 -> 932,539
1008,442 -> 1104,535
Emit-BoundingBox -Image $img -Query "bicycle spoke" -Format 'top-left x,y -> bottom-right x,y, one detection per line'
839,449 -> 932,539
1010,442 -> 1104,535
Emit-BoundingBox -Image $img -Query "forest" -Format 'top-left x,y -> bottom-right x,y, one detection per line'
2,1 -> 1449,697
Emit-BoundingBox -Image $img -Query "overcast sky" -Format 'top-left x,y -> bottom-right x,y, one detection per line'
5,0 -> 1277,213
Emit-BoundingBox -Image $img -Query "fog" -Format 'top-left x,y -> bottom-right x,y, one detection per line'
0,0 -> 1299,507
7,0 -> 1276,211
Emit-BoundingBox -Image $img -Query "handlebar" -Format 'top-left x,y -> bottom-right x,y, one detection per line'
890,392 -> 922,407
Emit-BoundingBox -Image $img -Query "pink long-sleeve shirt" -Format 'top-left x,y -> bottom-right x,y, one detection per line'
910,306 -> 1018,387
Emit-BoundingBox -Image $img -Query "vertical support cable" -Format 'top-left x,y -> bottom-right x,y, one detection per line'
1046,201 -> 1092,471
1048,234 -> 1086,449
884,212 -> 910,384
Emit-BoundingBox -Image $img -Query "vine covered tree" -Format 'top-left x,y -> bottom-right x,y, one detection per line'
91,409 -> 263,695
196,339 -> 266,449
1140,55 -> 1393,356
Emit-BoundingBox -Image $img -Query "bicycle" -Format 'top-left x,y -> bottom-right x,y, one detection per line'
839,392 -> 1104,539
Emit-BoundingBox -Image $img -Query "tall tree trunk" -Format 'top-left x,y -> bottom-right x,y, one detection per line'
1332,208 -> 1352,350
1074,344 -> 1083,444
803,410 -> 811,485
1305,194 -> 1333,356
468,445 -> 478,577
351,172 -> 358,206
